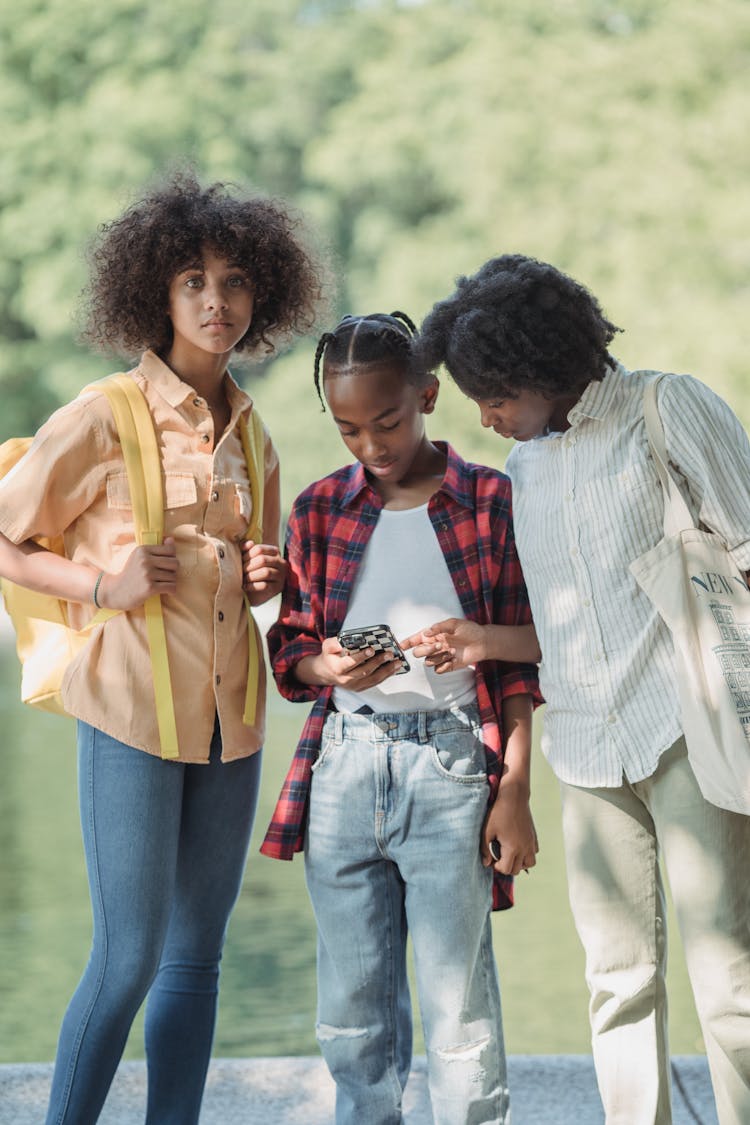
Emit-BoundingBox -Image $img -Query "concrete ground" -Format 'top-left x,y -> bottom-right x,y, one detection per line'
0,1054 -> 716,1124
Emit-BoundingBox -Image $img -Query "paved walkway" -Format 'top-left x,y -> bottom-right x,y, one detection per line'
0,1055 -> 716,1124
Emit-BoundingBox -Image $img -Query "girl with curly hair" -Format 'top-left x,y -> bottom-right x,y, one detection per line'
0,172 -> 322,1124
415,254 -> 750,1125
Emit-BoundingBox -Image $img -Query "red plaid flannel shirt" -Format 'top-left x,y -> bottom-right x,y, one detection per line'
260,442 -> 541,910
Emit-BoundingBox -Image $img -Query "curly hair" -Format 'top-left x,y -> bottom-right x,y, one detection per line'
312,311 -> 428,410
80,171 -> 324,358
417,255 -> 621,400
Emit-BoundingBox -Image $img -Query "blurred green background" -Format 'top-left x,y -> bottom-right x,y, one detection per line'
2,0 -> 749,482
2,0 -> 748,1063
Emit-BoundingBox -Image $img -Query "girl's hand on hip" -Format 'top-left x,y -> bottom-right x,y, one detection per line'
98,537 -> 178,610
401,617 -> 486,672
318,635 -> 399,690
242,541 -> 287,605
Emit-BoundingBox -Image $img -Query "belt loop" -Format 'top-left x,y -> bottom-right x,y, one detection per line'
418,711 -> 428,743
334,711 -> 343,744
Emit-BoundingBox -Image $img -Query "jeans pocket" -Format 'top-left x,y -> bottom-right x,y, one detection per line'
311,733 -> 338,773
428,724 -> 488,785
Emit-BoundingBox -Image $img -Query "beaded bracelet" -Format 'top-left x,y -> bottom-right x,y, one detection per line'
92,571 -> 105,609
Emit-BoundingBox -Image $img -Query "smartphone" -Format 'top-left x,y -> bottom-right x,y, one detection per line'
338,623 -> 410,674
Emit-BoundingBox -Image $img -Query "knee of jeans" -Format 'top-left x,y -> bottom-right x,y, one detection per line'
316,1021 -> 370,1045
315,1022 -> 373,1076
589,964 -> 661,1032
429,1033 -> 491,1063
691,948 -> 750,1024
153,959 -> 221,996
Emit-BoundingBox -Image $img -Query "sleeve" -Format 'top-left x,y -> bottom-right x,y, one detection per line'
0,396 -> 110,544
492,493 -> 543,706
659,375 -> 750,571
265,503 -> 326,704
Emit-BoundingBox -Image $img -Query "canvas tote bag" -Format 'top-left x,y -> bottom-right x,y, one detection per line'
630,376 -> 750,814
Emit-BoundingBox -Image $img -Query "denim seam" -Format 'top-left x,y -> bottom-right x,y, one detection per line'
53,726 -> 110,1125
383,860 -> 405,1114
482,918 -> 506,1118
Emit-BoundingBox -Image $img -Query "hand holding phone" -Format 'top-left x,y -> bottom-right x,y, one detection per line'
338,624 -> 410,675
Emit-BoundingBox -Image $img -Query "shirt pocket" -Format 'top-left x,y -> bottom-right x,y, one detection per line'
230,481 -> 256,542
580,461 -> 663,563
105,470 -> 200,574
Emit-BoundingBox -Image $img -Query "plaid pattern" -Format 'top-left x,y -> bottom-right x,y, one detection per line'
260,442 -> 541,910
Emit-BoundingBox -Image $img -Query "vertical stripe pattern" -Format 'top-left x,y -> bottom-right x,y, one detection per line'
506,363 -> 750,786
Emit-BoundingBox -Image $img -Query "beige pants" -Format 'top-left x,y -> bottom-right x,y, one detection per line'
560,737 -> 750,1125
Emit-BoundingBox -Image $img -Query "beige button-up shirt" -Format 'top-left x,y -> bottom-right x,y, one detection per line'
0,350 -> 280,762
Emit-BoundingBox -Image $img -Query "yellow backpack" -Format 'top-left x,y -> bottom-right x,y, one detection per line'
0,373 -> 265,759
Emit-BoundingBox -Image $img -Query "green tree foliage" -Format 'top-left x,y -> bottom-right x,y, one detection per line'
1,0 -> 749,505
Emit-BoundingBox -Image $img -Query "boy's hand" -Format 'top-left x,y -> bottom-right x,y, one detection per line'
482,781 -> 539,877
99,537 -> 178,610
242,541 -> 287,605
315,636 -> 400,690
401,617 -> 487,672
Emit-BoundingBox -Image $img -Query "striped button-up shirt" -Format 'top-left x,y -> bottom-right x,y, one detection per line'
260,442 -> 541,910
506,362 -> 750,787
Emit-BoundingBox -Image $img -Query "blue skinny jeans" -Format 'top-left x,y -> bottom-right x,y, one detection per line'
45,719 -> 262,1125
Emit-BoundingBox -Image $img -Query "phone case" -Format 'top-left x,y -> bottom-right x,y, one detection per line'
338,624 -> 410,674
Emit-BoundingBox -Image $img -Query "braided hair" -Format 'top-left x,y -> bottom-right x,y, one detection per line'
313,311 -> 427,410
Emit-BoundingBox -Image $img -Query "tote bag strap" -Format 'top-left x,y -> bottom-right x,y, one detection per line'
642,377 -> 695,538
83,374 -> 179,760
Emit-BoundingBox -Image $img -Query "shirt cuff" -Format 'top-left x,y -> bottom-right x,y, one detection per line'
730,540 -> 750,574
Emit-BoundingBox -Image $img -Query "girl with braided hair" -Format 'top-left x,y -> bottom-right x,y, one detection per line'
261,311 -> 541,1124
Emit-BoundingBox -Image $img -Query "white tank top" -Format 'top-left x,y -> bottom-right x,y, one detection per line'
333,503 -> 477,713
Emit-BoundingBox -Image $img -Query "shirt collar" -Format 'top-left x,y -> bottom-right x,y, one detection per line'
339,441 -> 473,510
567,361 -> 625,427
136,349 -> 254,417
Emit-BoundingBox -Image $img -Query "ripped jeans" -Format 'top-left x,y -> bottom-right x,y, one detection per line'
305,705 -> 509,1125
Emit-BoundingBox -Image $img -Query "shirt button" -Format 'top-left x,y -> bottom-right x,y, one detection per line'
582,598 -> 591,607
201,434 -> 210,444
607,713 -> 617,724
216,674 -> 222,685
218,547 -> 225,559
212,490 -> 220,502
570,547 -> 579,557
218,611 -> 224,622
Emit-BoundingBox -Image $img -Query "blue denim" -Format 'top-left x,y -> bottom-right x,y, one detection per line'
45,719 -> 261,1125
305,704 -> 509,1125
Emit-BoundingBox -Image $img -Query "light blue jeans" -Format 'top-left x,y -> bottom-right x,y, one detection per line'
305,704 -> 509,1125
45,719 -> 261,1125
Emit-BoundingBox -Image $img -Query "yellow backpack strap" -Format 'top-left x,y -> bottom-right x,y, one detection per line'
85,374 -> 179,760
239,408 -> 266,726
240,408 -> 265,543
